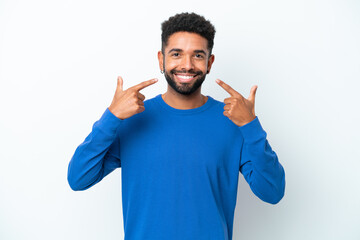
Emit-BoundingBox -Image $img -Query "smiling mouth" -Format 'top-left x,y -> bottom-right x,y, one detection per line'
174,74 -> 197,83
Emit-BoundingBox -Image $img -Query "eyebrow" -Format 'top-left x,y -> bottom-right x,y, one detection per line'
167,48 -> 207,55
168,48 -> 182,54
194,50 -> 207,55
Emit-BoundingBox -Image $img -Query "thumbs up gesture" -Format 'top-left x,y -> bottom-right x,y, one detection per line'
216,79 -> 258,127
108,76 -> 158,120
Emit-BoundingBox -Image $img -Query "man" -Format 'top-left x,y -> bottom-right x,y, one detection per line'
68,12 -> 285,240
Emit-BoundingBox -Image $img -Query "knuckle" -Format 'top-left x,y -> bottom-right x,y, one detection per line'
137,106 -> 144,113
132,98 -> 138,104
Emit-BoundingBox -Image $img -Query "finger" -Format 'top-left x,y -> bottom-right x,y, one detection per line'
223,110 -> 231,118
215,79 -> 240,97
224,97 -> 237,105
138,92 -> 145,101
224,104 -> 231,111
136,105 -> 145,114
117,76 -> 123,92
247,85 -> 258,104
137,99 -> 144,106
132,78 -> 158,92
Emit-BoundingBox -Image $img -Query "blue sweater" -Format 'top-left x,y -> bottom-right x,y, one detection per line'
68,94 -> 285,240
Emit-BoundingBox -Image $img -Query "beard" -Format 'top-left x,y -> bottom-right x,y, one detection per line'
164,68 -> 207,96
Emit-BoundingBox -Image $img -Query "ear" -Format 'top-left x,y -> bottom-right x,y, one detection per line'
158,51 -> 164,72
207,54 -> 215,74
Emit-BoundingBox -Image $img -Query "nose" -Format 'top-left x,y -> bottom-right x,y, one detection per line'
180,55 -> 194,71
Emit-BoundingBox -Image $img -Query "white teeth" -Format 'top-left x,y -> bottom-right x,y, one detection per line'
176,75 -> 194,79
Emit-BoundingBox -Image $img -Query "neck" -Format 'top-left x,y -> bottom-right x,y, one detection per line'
161,86 -> 208,110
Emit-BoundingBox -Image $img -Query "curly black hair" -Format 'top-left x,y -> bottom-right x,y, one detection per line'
161,12 -> 216,55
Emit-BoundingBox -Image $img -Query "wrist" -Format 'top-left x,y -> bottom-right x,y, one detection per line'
236,115 -> 256,127
108,106 -> 125,120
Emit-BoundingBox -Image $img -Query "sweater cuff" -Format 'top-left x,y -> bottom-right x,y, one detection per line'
95,108 -> 123,135
238,116 -> 267,143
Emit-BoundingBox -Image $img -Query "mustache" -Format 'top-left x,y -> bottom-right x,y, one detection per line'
169,69 -> 204,75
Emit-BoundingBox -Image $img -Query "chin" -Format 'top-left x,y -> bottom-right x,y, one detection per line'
165,72 -> 206,96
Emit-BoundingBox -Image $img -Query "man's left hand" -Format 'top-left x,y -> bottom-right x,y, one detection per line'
216,79 -> 258,127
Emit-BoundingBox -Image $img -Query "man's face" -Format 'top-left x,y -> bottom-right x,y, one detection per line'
158,32 -> 215,95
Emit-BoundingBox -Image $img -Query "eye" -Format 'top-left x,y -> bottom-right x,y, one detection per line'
172,52 -> 180,57
195,54 -> 204,59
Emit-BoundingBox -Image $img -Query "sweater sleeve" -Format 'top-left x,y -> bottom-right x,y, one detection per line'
67,108 -> 122,191
238,117 -> 286,204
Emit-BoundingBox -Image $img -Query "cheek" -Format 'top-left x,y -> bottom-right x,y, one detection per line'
164,58 -> 208,72
164,58 -> 179,68
196,62 -> 208,73
194,59 -> 208,68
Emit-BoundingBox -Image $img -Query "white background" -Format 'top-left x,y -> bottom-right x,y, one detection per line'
1,0 -> 359,239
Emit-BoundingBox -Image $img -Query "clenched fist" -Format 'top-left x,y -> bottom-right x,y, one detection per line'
216,79 -> 258,127
108,76 -> 158,120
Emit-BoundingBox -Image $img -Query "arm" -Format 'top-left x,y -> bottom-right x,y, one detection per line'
67,76 -> 158,191
215,79 -> 285,204
67,108 -> 122,191
239,117 -> 285,204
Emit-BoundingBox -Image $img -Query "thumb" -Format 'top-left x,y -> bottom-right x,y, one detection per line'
248,85 -> 258,103
117,76 -> 123,92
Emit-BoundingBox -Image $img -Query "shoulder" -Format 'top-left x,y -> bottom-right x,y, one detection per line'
205,96 -> 242,128
205,95 -> 226,114
208,96 -> 225,108
143,94 -> 161,107
122,94 -> 161,123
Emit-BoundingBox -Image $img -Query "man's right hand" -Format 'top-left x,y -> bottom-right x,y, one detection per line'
108,76 -> 158,120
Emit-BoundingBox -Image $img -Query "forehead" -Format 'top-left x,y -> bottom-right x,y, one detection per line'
165,32 -> 209,53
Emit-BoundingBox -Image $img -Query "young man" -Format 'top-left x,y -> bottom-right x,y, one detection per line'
68,12 -> 285,240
